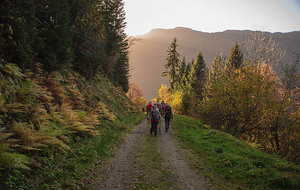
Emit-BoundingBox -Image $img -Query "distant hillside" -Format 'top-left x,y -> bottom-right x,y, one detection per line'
128,27 -> 300,99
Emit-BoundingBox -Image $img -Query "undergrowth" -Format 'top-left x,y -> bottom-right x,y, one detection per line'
0,62 -> 144,189
172,114 -> 300,190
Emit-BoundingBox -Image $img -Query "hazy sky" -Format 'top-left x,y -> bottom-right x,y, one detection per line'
124,0 -> 300,36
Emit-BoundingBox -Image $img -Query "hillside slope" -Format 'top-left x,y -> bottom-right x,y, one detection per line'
0,63 -> 144,189
172,115 -> 300,189
128,27 -> 300,99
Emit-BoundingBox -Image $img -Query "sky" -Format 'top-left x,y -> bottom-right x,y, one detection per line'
123,0 -> 300,36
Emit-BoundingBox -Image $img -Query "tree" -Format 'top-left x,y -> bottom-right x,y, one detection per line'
0,0 -> 37,69
179,57 -> 186,80
189,52 -> 207,101
242,31 -> 285,68
70,0 -> 129,91
101,0 -> 129,91
227,41 -> 243,69
212,53 -> 226,79
162,38 -> 181,89
126,83 -> 147,110
205,53 -> 226,100
176,56 -> 186,90
35,0 -> 74,71
157,84 -> 170,103
71,0 -> 106,79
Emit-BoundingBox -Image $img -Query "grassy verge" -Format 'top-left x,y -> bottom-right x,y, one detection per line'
6,113 -> 145,190
132,134 -> 177,189
172,114 -> 300,190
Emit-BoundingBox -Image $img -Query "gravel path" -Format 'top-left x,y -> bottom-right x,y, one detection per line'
157,123 -> 210,190
91,120 -> 149,189
92,119 -> 210,190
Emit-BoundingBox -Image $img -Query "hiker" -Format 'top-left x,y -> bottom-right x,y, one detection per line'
164,103 -> 173,132
156,100 -> 163,129
150,104 -> 160,136
146,101 -> 152,122
157,100 -> 162,112
161,100 -> 166,115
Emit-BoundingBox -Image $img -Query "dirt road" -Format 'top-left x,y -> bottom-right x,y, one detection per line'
91,119 -> 211,190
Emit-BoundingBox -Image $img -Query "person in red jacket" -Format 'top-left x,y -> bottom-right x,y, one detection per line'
146,101 -> 152,123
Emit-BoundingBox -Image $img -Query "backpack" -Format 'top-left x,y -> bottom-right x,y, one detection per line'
157,103 -> 162,110
165,106 -> 172,119
151,109 -> 159,121
147,103 -> 152,110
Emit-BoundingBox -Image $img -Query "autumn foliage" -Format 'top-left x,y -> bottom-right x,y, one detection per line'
126,83 -> 147,111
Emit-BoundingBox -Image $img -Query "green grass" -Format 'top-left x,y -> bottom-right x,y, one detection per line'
133,134 -> 177,189
172,114 -> 300,190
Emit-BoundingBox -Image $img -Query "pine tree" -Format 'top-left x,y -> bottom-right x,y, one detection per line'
0,0 -> 37,69
181,62 -> 191,89
205,53 -> 226,101
34,0 -> 75,71
179,57 -> 186,80
71,0 -> 106,79
226,41 -> 243,73
211,53 -> 226,79
176,57 -> 186,90
101,0 -> 129,91
189,52 -> 207,101
71,0 -> 129,91
162,38 -> 181,89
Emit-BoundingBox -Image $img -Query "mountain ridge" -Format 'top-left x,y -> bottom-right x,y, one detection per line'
128,27 -> 300,99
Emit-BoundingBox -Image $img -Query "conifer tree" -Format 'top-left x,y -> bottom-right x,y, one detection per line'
72,0 -> 106,79
205,54 -> 226,100
35,0 -> 74,71
162,38 -> 181,89
0,0 -> 37,69
176,57 -> 186,90
1,0 -> 130,92
72,0 -> 129,91
179,57 -> 186,80
181,62 -> 191,89
211,53 -> 226,79
189,52 -> 207,101
226,41 -> 243,72
101,0 -> 129,91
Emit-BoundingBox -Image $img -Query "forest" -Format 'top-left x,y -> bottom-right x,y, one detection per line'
1,0 -> 129,90
0,0 -> 140,188
158,35 -> 299,163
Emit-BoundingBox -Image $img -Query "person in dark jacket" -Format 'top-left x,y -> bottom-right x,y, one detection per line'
163,103 -> 173,132
150,104 -> 160,136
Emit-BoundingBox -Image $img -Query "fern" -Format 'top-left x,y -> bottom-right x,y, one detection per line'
0,92 -> 6,112
46,73 -> 68,104
51,104 -> 97,135
11,122 -> 70,152
25,104 -> 51,129
4,103 -> 27,113
92,102 -> 116,121
0,63 -> 25,81
0,128 -> 30,170
0,144 -> 30,170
